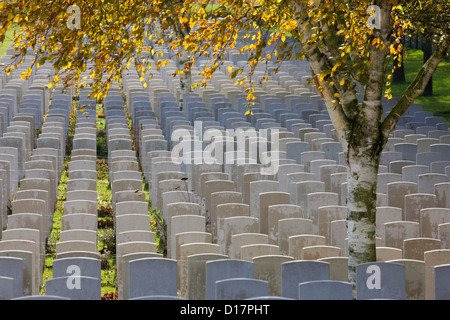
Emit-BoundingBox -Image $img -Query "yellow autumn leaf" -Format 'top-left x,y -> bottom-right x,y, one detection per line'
340,79 -> 345,86
229,69 -> 239,79
179,16 -> 189,25
319,73 -> 326,82
331,63 -> 340,74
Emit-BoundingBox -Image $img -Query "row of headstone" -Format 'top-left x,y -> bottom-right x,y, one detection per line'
0,36 -> 447,300
0,52 -> 71,299
123,44 -> 450,299
201,55 -> 450,243
43,91 -> 102,299
145,42 -> 448,189
122,65 -> 220,300
126,59 -> 247,300
127,54 -> 303,300
102,82 -> 161,300
4,39 -> 445,299
155,50 -> 448,213
142,77 -> 442,262
118,247 -> 450,300
58,96 -> 98,252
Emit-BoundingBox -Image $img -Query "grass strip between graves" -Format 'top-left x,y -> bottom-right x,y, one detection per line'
40,92 -> 78,294
96,101 -> 118,298
0,23 -> 20,58
119,82 -> 167,256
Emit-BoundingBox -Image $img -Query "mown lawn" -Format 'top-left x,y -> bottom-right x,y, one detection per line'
95,102 -> 118,297
40,100 -> 78,294
390,47 -> 450,122
0,24 -> 20,58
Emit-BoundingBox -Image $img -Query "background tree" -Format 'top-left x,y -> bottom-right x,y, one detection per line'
392,38 -> 405,83
400,1 -> 450,95
422,36 -> 434,96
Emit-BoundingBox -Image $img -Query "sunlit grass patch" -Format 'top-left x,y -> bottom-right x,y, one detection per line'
390,48 -> 450,122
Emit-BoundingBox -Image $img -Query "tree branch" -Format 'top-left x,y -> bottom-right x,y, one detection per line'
293,3 -> 351,149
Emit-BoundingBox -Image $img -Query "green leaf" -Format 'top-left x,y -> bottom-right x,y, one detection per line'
229,69 -> 239,79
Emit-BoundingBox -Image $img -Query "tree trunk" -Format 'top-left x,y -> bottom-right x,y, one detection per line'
345,0 -> 389,285
422,37 -> 433,96
346,146 -> 380,296
393,38 -> 405,83
178,47 -> 192,111
345,70 -> 385,296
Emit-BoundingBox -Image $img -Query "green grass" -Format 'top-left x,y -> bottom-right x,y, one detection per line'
40,101 -> 78,294
39,94 -> 119,298
39,86 -> 165,299
390,47 -> 450,122
0,24 -> 20,58
95,102 -> 118,297
121,91 -> 166,255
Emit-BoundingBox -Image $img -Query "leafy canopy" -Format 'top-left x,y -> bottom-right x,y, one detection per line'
1,0 -> 448,105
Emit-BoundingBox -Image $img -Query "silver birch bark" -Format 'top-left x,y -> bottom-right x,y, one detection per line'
177,46 -> 193,111
169,18 -> 193,111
